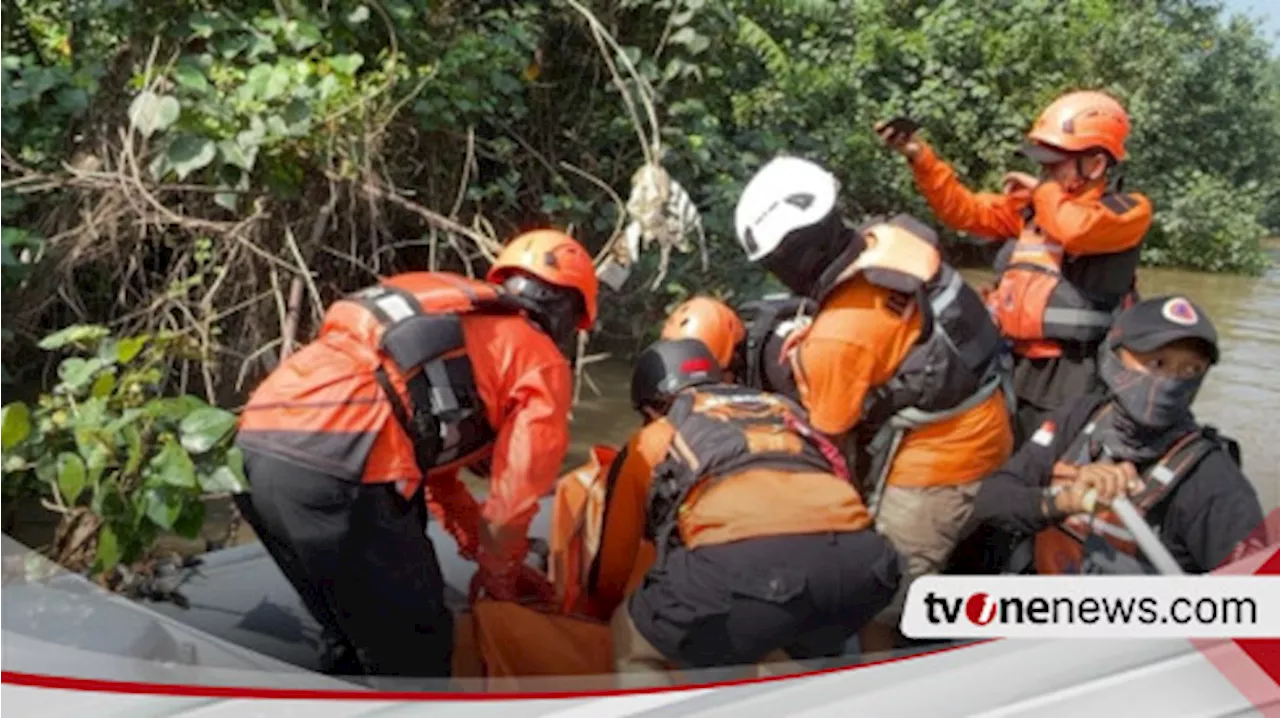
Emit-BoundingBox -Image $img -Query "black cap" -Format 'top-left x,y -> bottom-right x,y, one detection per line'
1110,295 -> 1219,364
630,338 -> 719,411
1018,141 -> 1070,165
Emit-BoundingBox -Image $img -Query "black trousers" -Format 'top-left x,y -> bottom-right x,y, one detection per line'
629,531 -> 902,669
234,450 -> 453,679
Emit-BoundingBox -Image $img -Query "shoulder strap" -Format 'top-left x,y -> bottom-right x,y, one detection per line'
1133,429 -> 1224,512
1057,397 -> 1111,464
739,297 -> 811,390
1100,192 -> 1141,215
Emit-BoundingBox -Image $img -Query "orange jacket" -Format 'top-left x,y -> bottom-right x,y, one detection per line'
588,416 -> 869,616
909,144 -> 1152,255
791,279 -> 1013,487
237,273 -> 573,557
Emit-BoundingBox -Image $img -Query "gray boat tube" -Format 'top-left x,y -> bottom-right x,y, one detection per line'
140,493 -> 559,673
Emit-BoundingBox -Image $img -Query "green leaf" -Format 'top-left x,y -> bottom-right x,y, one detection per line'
1,403 -> 31,450
173,64 -> 210,93
173,499 -> 205,538
199,465 -> 247,493
217,139 -> 257,171
247,34 -> 278,61
128,91 -> 180,138
57,452 -> 86,504
4,453 -> 29,472
83,442 -> 110,487
287,21 -> 322,52
104,408 -> 143,435
330,54 -> 364,76
226,445 -> 247,486
116,336 -> 148,364
90,372 -> 116,398
282,99 -> 310,133
58,357 -> 105,391
142,486 -> 182,530
347,5 -> 370,23
96,524 -> 121,572
144,395 -> 206,422
168,136 -> 216,180
188,12 -> 218,38
56,87 -> 89,114
179,406 -> 238,454
39,324 -> 109,350
269,65 -> 294,100
216,33 -> 252,59
123,426 -> 144,476
149,437 -> 198,489
238,117 -> 266,147
214,191 -> 239,212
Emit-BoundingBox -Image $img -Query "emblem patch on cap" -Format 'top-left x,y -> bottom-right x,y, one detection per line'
1162,297 -> 1198,326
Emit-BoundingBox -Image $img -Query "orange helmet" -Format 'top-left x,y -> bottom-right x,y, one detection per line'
660,296 -> 746,369
487,229 -> 599,329
1023,90 -> 1131,163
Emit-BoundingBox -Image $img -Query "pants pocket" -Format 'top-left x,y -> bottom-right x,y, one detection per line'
726,562 -> 807,605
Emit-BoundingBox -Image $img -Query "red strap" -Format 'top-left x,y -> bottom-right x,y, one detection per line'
782,412 -> 851,483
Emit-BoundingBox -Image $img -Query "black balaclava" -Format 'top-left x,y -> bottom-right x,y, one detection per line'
759,211 -> 864,299
500,274 -> 584,361
1093,338 -> 1203,463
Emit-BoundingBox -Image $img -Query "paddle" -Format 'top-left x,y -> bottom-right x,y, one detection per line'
1081,489 -> 1186,576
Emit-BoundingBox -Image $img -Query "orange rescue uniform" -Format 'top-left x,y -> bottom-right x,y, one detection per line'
792,279 -> 1013,488
909,144 -> 1152,257
587,418 -> 870,620
236,273 -> 573,556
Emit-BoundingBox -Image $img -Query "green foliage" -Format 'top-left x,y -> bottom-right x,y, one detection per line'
1143,171 -> 1271,274
1,325 -> 245,577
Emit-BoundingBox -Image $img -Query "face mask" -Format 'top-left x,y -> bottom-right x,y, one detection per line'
1098,341 -> 1202,432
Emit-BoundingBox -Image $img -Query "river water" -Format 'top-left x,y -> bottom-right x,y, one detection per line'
564,261 -> 1280,514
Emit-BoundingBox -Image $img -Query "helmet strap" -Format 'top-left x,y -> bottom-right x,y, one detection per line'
498,274 -> 583,360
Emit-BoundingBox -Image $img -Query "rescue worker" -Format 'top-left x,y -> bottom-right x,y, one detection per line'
233,230 -> 599,681
968,296 -> 1265,574
659,294 -> 815,399
732,156 -> 1015,652
877,91 -> 1154,445
602,338 -> 900,683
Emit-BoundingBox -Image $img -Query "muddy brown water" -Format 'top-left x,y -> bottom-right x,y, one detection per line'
7,260 -> 1278,557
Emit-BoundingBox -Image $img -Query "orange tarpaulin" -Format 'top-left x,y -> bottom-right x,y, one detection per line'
548,444 -> 619,616
457,600 -> 614,690
451,446 -> 622,689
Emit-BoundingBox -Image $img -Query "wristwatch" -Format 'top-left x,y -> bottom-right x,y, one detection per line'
1040,485 -> 1068,522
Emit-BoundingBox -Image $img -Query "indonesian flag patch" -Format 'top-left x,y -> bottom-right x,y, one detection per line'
1031,420 -> 1056,447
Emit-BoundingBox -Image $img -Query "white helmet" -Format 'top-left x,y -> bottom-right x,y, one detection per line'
734,156 -> 840,262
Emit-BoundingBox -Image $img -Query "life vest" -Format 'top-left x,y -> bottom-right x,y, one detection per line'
325,272 -> 524,478
1033,404 -> 1238,575
815,218 -> 1010,509
736,294 -> 815,400
644,384 -> 850,554
987,198 -> 1142,360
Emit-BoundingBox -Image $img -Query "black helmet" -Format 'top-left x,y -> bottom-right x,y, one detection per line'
630,338 -> 719,413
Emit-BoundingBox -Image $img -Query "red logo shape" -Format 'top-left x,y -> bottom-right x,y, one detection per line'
1161,297 -> 1199,326
965,592 -> 997,626
681,357 -> 714,374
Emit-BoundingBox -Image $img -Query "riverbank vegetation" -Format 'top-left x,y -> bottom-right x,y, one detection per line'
2,0 -> 1278,581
